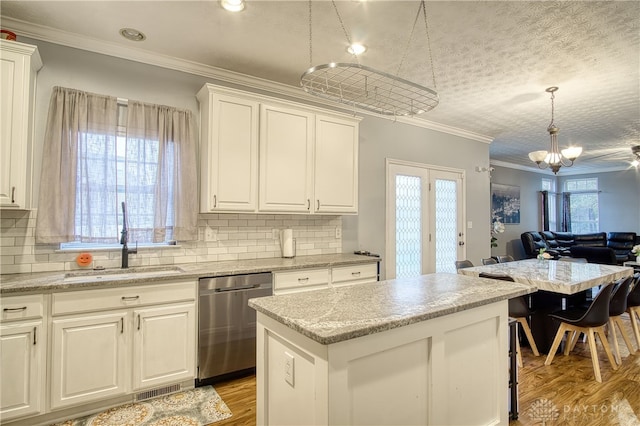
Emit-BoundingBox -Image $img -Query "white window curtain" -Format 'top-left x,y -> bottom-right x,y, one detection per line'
35,87 -> 198,244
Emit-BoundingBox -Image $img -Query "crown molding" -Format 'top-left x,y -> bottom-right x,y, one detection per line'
3,16 -> 493,144
490,159 -> 635,176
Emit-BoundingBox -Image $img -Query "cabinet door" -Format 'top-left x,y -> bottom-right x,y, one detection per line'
314,115 -> 359,214
0,41 -> 41,209
0,321 -> 43,421
132,303 -> 196,390
259,104 -> 314,212
199,91 -> 259,212
51,312 -> 128,409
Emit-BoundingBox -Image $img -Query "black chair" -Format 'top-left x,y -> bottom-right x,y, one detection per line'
479,272 -> 540,366
627,273 -> 640,349
544,283 -> 617,383
608,276 -> 636,363
607,232 -> 637,263
455,260 -> 474,270
481,257 -> 498,265
496,255 -> 515,263
569,246 -> 617,265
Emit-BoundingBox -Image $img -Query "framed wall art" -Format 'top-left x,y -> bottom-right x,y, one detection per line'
491,183 -> 521,224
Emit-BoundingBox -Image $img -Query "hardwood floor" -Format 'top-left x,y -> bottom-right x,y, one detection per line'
207,319 -> 640,426
513,317 -> 640,425
209,374 -> 256,426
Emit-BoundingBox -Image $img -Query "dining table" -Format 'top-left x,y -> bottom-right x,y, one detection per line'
458,258 -> 634,353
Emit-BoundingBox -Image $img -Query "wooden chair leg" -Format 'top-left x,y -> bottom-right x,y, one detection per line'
517,318 -> 540,357
545,323 -> 568,366
612,315 -> 636,355
566,331 -> 579,355
595,325 -> 618,372
628,307 -> 640,350
586,328 -> 602,383
609,319 -> 621,365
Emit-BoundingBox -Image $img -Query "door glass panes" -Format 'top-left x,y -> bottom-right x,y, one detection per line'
395,175 -> 422,278
434,179 -> 457,273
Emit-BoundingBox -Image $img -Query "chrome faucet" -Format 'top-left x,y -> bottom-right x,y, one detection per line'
120,202 -> 137,268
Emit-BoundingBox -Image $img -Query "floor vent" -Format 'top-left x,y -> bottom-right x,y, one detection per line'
135,384 -> 181,401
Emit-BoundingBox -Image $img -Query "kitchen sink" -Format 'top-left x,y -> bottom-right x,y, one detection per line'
63,266 -> 184,283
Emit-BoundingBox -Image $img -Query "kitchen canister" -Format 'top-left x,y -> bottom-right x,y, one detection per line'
279,228 -> 296,258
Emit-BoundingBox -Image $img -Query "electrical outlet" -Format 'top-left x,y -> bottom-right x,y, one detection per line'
335,227 -> 342,239
204,227 -> 217,242
284,352 -> 295,387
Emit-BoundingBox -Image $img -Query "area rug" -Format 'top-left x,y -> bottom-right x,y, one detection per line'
50,386 -> 232,426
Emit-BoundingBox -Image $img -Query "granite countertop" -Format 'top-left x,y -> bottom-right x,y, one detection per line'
0,254 -> 380,294
458,258 -> 633,295
248,272 -> 537,345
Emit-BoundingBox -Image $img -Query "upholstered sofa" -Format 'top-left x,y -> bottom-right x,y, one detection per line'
520,231 -> 637,263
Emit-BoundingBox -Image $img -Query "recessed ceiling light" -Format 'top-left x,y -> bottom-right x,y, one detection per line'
119,28 -> 146,41
221,0 -> 245,12
347,43 -> 367,55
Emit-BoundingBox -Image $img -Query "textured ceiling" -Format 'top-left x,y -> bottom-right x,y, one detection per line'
2,1 -> 639,175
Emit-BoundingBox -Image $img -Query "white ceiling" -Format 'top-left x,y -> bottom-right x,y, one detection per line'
2,0 -> 639,175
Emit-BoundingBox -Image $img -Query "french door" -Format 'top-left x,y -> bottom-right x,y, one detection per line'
385,159 -> 465,279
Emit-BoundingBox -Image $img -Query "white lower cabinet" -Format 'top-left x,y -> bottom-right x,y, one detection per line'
0,294 -> 45,422
132,303 -> 196,390
50,281 -> 197,411
50,312 -> 128,409
273,262 -> 379,294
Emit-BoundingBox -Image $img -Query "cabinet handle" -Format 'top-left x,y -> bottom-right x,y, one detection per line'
307,199 -> 310,210
120,317 -> 124,333
317,200 -> 320,210
137,314 -> 141,331
298,277 -> 309,283
351,271 -> 361,276
121,295 -> 140,302
213,194 -> 217,208
11,187 -> 15,204
33,327 -> 37,345
3,306 -> 27,313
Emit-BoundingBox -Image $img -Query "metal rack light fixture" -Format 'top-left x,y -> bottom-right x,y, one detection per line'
528,87 -> 582,175
300,0 -> 439,117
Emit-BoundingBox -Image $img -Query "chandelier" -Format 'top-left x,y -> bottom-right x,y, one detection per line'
632,145 -> 640,167
528,87 -> 582,174
300,0 -> 439,117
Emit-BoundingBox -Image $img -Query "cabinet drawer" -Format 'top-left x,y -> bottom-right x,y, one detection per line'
332,263 -> 378,286
1,294 -> 43,322
52,281 -> 196,316
273,268 -> 329,293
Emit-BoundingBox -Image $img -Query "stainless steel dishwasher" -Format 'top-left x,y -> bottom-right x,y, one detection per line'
198,273 -> 272,382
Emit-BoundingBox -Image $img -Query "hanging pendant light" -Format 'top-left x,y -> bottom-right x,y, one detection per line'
528,87 -> 582,174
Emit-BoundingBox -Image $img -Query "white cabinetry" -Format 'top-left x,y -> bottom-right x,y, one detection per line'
0,40 -> 42,209
314,115 -> 359,214
259,104 -> 314,213
197,83 -> 360,215
197,87 -> 259,212
50,282 -> 196,410
0,294 -> 45,422
273,262 -> 378,294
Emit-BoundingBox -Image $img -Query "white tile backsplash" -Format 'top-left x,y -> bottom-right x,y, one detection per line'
0,210 -> 342,274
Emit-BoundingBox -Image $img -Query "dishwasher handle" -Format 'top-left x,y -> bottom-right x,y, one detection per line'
214,284 -> 261,293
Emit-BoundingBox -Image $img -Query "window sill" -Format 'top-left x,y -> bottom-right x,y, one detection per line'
55,244 -> 182,254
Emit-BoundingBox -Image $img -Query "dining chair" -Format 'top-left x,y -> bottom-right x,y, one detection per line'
544,283 -> 616,383
608,276 -> 636,364
496,255 -> 514,263
479,272 -> 540,367
455,260 -> 474,270
482,257 -> 498,265
627,273 -> 640,348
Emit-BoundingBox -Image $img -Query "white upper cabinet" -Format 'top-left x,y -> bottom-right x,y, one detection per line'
197,83 -> 360,215
197,87 -> 259,212
259,103 -> 314,213
314,114 -> 359,214
0,40 -> 42,209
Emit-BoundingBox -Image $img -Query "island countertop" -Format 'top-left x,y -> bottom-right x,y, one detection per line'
248,272 -> 537,345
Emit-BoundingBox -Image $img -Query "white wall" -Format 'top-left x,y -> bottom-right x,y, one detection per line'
1,38 -> 492,275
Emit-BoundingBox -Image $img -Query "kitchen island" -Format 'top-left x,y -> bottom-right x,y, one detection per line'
249,273 -> 537,426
